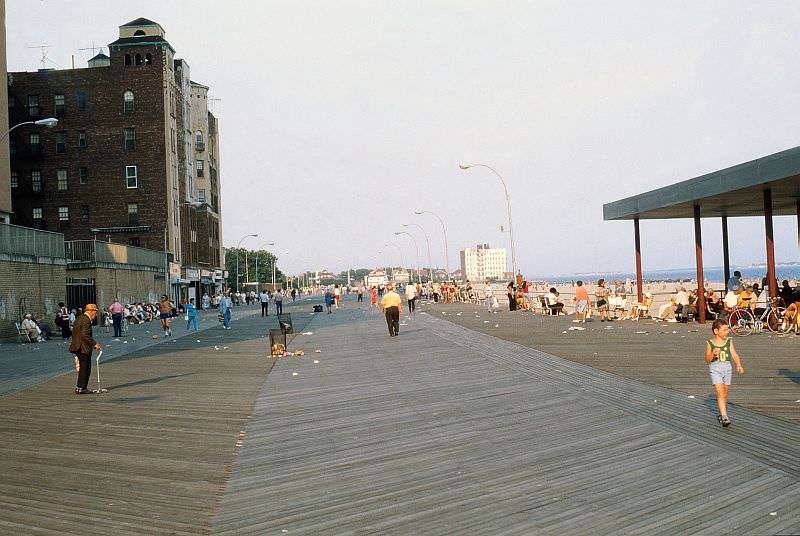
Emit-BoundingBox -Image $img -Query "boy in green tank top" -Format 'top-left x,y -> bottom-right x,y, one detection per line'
704,319 -> 745,426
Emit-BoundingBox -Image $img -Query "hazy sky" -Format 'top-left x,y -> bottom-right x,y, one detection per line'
8,1 -> 800,277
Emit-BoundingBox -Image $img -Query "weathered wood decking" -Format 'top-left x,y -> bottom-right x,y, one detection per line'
213,305 -> 799,535
0,298 -> 797,534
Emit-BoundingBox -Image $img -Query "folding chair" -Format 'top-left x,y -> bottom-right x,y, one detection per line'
16,322 -> 34,343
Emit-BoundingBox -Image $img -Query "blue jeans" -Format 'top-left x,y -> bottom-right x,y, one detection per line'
223,309 -> 231,328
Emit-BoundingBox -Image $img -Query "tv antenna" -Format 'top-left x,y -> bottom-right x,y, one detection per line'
78,43 -> 106,57
28,45 -> 57,69
208,97 -> 222,112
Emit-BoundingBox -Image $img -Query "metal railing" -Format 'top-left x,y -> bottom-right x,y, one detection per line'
65,240 -> 166,269
0,222 -> 64,258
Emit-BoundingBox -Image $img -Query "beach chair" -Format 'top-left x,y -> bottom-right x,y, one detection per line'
631,297 -> 653,321
16,322 -> 34,343
539,296 -> 553,315
613,298 -> 627,319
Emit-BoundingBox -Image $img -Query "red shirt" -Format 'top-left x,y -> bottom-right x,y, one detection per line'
575,287 -> 589,301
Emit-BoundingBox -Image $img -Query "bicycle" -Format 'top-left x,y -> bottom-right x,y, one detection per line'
728,298 -> 789,336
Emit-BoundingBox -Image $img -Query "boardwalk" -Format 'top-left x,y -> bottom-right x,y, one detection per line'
0,298 -> 797,534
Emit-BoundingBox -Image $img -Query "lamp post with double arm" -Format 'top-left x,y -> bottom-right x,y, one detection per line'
394,231 -> 422,285
402,222 -> 433,282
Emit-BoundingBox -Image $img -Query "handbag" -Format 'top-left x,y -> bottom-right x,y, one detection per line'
597,299 -> 607,307
217,313 -> 224,322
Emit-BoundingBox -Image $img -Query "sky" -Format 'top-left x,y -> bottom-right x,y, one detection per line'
7,1 -> 800,277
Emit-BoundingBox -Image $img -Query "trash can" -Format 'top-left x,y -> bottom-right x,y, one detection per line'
278,313 -> 293,334
269,328 -> 286,356
313,305 -> 323,313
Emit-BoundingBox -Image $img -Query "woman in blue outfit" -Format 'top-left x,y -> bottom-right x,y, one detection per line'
186,298 -> 198,331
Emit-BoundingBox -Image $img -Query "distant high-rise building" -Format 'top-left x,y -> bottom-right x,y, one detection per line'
460,243 -> 507,282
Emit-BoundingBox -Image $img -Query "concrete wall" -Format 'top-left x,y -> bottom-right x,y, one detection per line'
0,255 -> 66,339
67,266 -> 161,307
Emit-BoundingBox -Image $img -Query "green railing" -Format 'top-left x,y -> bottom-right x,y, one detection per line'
0,222 -> 64,258
65,240 -> 166,269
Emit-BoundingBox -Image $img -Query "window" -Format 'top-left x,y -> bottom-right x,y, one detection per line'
54,94 -> 66,114
128,237 -> 140,247
195,130 -> 204,151
81,205 -> 89,223
76,91 -> 86,110
32,170 -> 41,192
28,95 -> 39,117
55,132 -> 67,154
173,199 -> 178,225
133,30 -> 145,37
135,54 -> 143,66
29,132 -> 41,155
33,207 -> 43,228
127,203 -> 139,226
78,130 -> 87,148
57,169 -> 68,191
58,206 -> 69,227
33,207 -> 43,220
145,52 -> 152,65
198,188 -> 206,203
79,167 -> 88,184
124,54 -> 132,66
126,165 -> 138,188
196,159 -> 204,177
169,128 -> 176,152
11,171 -> 18,188
123,90 -> 134,113
124,128 -> 136,150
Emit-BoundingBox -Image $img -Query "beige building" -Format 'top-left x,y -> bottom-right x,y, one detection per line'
460,243 -> 508,282
0,0 -> 11,223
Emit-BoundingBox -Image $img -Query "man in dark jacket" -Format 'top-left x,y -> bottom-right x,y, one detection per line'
69,303 -> 101,394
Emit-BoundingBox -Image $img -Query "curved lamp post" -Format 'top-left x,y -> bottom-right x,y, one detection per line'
459,163 -> 517,281
402,222 -> 433,282
415,209 -> 450,281
0,117 -> 58,142
394,231 -> 422,285
255,242 -> 275,289
235,233 -> 258,291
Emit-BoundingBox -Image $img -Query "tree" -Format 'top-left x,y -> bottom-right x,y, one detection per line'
224,248 -> 283,290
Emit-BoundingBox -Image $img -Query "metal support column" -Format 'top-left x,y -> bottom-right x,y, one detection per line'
693,205 -> 706,324
634,217 -> 643,302
763,189 -> 778,297
721,215 -> 730,288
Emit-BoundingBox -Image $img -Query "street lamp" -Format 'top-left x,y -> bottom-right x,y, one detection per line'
394,231 -> 422,285
255,242 -> 274,289
384,242 -> 404,279
235,233 -> 258,291
459,163 -> 517,282
402,222 -> 433,282
0,117 -> 58,142
415,209 -> 450,281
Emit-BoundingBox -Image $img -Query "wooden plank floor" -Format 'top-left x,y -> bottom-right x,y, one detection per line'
0,302 -> 314,535
212,304 -> 800,535
432,302 -> 800,422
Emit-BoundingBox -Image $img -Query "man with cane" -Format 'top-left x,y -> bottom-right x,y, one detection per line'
69,303 -> 101,394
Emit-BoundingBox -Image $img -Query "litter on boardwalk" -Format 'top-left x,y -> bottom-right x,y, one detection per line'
313,360 -> 320,364
635,331 -> 648,334
302,331 -> 313,335
291,372 -> 299,377
688,395 -> 695,399
568,326 -> 586,331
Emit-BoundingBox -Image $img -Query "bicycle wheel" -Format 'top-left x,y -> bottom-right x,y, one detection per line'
766,307 -> 790,333
729,309 -> 755,336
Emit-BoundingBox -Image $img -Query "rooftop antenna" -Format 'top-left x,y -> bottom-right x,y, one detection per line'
78,43 -> 106,57
28,45 -> 57,70
208,97 -> 222,112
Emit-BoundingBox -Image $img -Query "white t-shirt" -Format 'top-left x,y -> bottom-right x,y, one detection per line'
405,284 -> 416,300
754,290 -> 767,309
724,291 -> 738,309
485,284 -> 493,297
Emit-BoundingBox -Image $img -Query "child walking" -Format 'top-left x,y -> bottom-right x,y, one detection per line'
705,319 -> 744,426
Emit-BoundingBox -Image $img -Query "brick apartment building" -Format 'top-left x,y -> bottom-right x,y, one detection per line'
7,17 -> 224,300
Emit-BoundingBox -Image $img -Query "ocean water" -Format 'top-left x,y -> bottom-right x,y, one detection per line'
543,265 -> 800,284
